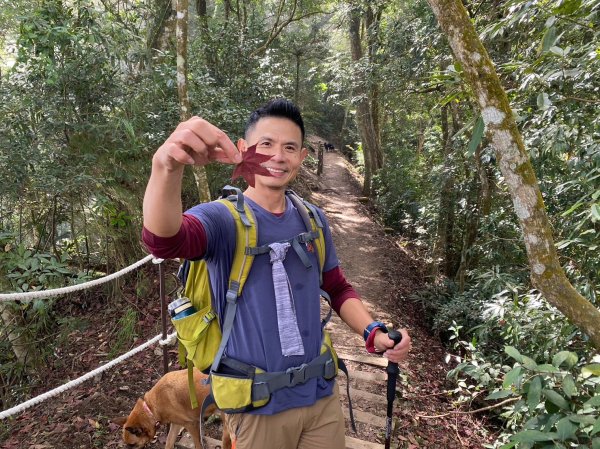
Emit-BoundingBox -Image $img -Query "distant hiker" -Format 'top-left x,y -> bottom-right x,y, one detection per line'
325,142 -> 334,152
142,98 -> 411,449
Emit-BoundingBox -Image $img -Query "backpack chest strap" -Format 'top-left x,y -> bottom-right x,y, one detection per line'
245,231 -> 320,268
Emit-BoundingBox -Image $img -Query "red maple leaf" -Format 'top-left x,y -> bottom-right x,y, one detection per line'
231,144 -> 274,187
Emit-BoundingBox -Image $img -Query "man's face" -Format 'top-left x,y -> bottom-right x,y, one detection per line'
243,117 -> 307,191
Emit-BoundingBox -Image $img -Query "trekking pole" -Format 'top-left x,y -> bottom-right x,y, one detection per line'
384,330 -> 402,449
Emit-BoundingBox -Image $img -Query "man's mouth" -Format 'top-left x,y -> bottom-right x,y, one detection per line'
263,166 -> 287,174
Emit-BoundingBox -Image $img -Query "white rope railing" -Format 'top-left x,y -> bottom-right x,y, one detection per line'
0,331 -> 177,420
0,255 -> 155,302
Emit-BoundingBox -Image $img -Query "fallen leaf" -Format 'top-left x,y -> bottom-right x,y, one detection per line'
231,144 -> 273,187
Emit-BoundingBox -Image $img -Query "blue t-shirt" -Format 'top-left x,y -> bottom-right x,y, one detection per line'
185,195 -> 340,414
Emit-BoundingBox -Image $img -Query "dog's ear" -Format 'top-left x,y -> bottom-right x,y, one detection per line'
111,416 -> 128,427
125,426 -> 145,437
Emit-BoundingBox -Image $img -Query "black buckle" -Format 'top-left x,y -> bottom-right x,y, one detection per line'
286,363 -> 308,386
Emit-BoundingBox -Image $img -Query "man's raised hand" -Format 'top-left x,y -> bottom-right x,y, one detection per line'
154,117 -> 242,171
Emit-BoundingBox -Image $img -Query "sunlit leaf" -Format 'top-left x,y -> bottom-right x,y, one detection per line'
510,430 -> 558,442
543,389 -> 570,410
591,203 -> 600,222
527,376 -> 542,411
537,93 -> 552,110
562,374 -> 576,398
584,396 -> 600,407
522,356 -> 538,370
553,0 -> 582,15
505,346 -> 523,362
467,116 -> 485,158
487,390 -> 514,400
582,364 -> 600,377
504,367 -> 523,389
552,351 -> 578,369
540,26 -> 558,53
592,418 -> 600,436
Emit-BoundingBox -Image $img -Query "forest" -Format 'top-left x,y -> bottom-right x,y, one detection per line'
0,0 -> 599,447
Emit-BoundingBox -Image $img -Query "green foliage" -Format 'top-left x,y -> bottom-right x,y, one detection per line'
108,307 -> 137,358
490,347 -> 600,448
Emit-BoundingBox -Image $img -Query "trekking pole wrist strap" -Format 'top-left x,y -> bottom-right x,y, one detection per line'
364,321 -> 388,341
365,323 -> 388,354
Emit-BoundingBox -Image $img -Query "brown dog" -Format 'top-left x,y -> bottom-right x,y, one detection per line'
113,368 -> 231,449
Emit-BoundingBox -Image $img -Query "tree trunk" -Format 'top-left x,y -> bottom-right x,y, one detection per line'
431,105 -> 450,278
427,0 -> 600,349
1,304 -> 37,373
294,54 -> 300,106
146,0 -> 174,62
348,6 -> 380,196
365,5 -> 383,167
456,144 -> 493,291
176,0 -> 211,203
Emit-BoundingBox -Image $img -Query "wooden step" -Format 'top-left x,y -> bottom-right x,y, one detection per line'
339,385 -> 384,403
346,435 -> 385,449
344,407 -> 386,427
345,369 -> 387,382
175,435 -> 221,449
338,352 -> 388,368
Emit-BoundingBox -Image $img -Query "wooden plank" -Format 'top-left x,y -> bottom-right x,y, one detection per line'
345,369 -> 387,382
339,386 -> 384,403
346,435 -> 385,449
338,352 -> 388,368
176,435 -> 221,449
343,408 -> 386,427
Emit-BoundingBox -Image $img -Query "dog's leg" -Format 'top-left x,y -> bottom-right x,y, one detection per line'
165,423 -> 183,449
186,423 -> 203,449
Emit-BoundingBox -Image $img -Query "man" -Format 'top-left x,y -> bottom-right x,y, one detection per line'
143,99 -> 411,449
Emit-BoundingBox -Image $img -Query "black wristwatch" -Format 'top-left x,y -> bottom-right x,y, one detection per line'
363,321 -> 388,342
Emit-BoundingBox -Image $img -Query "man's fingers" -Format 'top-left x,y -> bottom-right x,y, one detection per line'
169,128 -> 207,153
183,117 -> 241,164
167,145 -> 195,165
383,329 -> 411,362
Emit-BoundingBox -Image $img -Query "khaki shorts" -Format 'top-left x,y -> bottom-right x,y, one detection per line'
225,382 -> 345,449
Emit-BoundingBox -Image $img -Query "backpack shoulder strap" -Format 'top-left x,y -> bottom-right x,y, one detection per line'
217,186 -> 257,295
210,185 -> 257,372
286,190 -> 326,279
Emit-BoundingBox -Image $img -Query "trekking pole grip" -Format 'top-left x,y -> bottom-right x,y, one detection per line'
385,330 -> 402,374
385,330 -> 402,406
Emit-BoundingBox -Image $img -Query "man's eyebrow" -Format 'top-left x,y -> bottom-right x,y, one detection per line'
257,136 -> 300,147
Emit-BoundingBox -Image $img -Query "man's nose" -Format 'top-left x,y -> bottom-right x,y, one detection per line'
269,145 -> 287,160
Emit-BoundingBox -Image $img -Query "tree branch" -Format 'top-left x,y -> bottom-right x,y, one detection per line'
250,9 -> 327,57
415,397 -> 520,419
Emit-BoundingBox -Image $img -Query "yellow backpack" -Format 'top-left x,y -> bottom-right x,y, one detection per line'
170,186 -> 355,429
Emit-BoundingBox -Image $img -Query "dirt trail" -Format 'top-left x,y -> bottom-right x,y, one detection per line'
310,150 -> 494,448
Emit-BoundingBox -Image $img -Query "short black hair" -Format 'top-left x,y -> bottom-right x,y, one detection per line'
245,98 -> 305,142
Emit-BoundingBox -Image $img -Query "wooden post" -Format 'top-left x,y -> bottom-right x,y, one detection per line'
317,142 -> 324,176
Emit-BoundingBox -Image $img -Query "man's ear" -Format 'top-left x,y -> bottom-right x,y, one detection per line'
237,138 -> 247,153
300,147 -> 308,161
